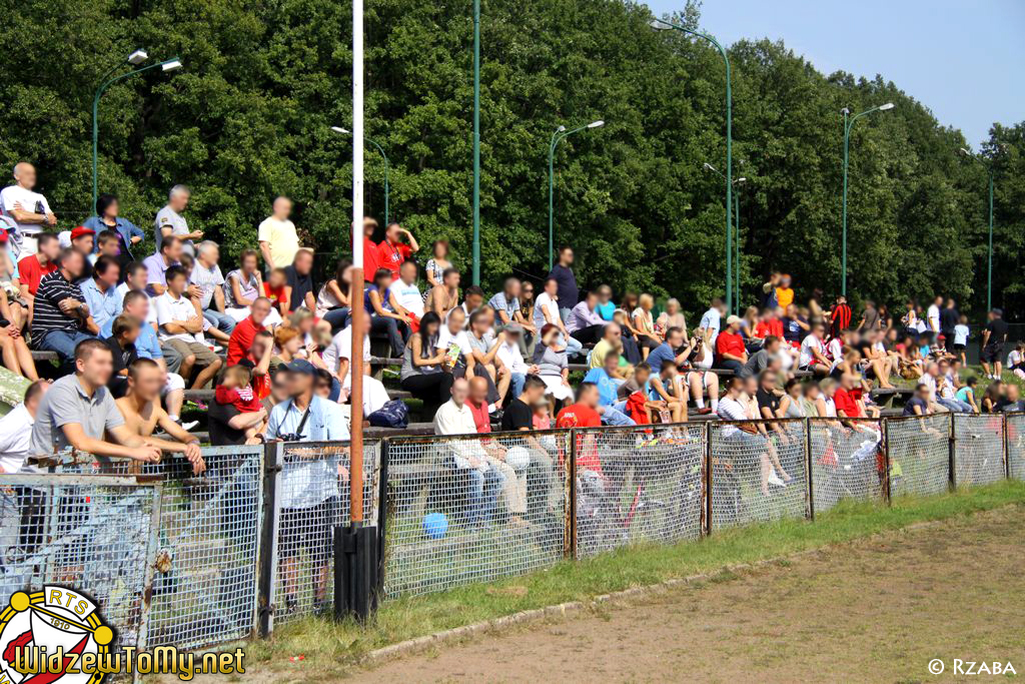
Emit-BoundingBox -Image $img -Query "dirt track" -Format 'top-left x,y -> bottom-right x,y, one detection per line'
361,506 -> 1025,683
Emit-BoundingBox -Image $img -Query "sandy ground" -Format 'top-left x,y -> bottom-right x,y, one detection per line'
360,506 -> 1025,683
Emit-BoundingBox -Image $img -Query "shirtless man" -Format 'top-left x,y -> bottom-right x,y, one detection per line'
425,267 -> 460,319
116,357 -> 206,474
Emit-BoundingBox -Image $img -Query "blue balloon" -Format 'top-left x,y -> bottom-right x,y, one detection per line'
423,512 -> 448,539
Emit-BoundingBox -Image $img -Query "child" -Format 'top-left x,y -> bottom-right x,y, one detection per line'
532,400 -> 558,452
215,365 -> 267,440
264,268 -> 290,318
648,363 -> 687,423
955,376 -> 979,413
1006,342 -> 1025,379
953,315 -> 970,366
104,314 -> 140,398
91,230 -> 121,265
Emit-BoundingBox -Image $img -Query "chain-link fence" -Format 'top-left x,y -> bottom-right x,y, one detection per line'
809,417 -> 884,515
270,440 -> 380,625
382,431 -> 568,598
1008,413 -> 1025,482
0,475 -> 161,649
884,414 -> 951,497
953,414 -> 1006,487
572,423 -> 703,558
708,419 -> 808,530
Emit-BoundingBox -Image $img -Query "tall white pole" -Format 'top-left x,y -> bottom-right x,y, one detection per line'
349,0 -> 366,525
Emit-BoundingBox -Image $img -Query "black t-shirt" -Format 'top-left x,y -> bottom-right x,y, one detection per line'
103,336 -> 137,378
547,264 -> 578,308
208,401 -> 247,446
284,265 -> 314,312
782,316 -> 807,344
903,396 -> 929,416
756,387 -> 780,416
986,319 -> 1009,345
501,398 -> 533,432
939,307 -> 959,332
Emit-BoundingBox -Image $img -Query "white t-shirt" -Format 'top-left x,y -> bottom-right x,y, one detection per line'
393,280 -> 424,317
700,307 -> 722,345
437,326 -> 473,359
954,324 -> 969,346
257,216 -> 300,268
927,304 -> 941,333
799,335 -> 823,368
322,326 -> 371,375
826,338 -> 843,364
154,292 -> 202,343
716,396 -> 749,438
1007,349 -> 1022,368
496,340 -> 527,375
921,373 -> 938,402
433,399 -> 477,436
0,403 -> 34,473
533,292 -> 560,330
0,185 -> 51,236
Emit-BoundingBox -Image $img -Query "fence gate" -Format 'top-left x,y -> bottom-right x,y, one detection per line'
884,414 -> 951,497
1008,413 -> 1025,482
808,417 -> 885,515
952,414 -> 1006,487
0,475 -> 161,650
708,419 -> 808,530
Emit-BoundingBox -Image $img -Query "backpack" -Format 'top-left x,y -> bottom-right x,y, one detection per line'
368,400 -> 410,428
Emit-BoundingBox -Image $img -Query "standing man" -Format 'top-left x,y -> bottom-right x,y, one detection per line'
940,298 -> 959,352
258,196 -> 300,272
30,249 -> 98,363
154,266 -> 223,389
79,255 -> 121,331
192,241 -> 235,336
376,221 -> 420,278
980,308 -> 1009,380
359,217 -> 380,283
926,295 -> 943,335
0,163 -> 57,256
284,249 -> 317,313
700,298 -> 726,348
547,245 -> 578,322
829,295 -> 852,339
155,185 -> 203,257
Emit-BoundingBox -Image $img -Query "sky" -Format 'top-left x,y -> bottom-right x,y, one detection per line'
646,0 -> 1025,148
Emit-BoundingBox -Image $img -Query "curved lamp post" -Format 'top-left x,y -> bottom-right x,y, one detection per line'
548,120 -> 604,271
840,101 -> 894,296
471,0 -> 481,285
651,17 -> 733,313
959,146 -> 996,311
332,126 -> 390,226
704,163 -> 746,309
92,53 -> 182,213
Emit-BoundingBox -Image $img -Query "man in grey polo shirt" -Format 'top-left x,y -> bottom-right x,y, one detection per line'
31,338 -> 162,465
155,185 -> 203,257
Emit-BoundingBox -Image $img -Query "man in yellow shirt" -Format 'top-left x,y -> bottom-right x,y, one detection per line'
258,196 -> 300,271
775,273 -> 795,309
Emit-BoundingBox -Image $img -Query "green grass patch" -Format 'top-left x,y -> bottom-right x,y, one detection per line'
241,479 -> 1025,679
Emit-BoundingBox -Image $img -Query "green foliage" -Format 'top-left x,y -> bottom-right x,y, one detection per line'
0,0 -> 1019,320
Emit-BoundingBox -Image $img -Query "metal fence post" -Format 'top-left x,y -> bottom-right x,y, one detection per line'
566,429 -> 578,560
882,418 -> 892,505
136,482 -> 163,663
704,423 -> 712,536
1003,414 -> 1010,480
805,418 -> 814,520
948,414 -> 957,491
258,441 -> 281,638
374,438 -> 390,608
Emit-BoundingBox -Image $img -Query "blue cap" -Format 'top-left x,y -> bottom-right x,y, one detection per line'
284,359 -> 316,376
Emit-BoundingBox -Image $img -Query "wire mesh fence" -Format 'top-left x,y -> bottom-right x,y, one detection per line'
382,431 -> 568,598
809,418 -> 884,515
573,422 -> 703,558
0,475 -> 160,649
708,419 -> 808,530
885,414 -> 951,497
270,440 -> 380,625
953,414 -> 1006,487
1008,413 -> 1025,482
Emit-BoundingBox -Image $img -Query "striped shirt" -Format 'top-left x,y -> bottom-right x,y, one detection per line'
31,270 -> 87,339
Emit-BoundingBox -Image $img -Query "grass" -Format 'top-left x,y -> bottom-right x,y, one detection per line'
240,479 -> 1025,680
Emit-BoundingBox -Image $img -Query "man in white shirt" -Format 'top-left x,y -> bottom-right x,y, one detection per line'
494,324 -> 535,401
154,265 -> 222,389
321,316 -> 390,415
155,185 -> 203,256
192,240 -> 235,336
0,163 -> 57,256
258,196 -> 300,272
700,298 -> 725,347
927,295 -> 942,334
0,380 -> 49,473
799,322 -> 831,375
393,260 -> 424,318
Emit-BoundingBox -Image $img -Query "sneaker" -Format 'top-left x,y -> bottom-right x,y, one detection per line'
695,407 -> 713,415
767,472 -> 787,488
181,420 -> 200,431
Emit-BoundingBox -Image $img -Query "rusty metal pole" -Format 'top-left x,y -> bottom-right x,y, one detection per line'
349,0 -> 366,527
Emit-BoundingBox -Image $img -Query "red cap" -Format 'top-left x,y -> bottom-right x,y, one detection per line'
0,231 -> 8,243
70,226 -> 95,241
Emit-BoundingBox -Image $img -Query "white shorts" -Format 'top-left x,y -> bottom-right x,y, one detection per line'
163,372 -> 186,394
540,375 -> 574,401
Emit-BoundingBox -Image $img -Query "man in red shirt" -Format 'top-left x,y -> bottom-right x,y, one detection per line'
557,382 -> 604,476
18,232 -> 59,298
466,376 -> 492,434
376,222 -> 419,278
830,295 -> 853,339
833,371 -> 863,418
715,315 -> 748,374
755,308 -> 784,340
226,297 -> 271,366
359,217 -> 380,283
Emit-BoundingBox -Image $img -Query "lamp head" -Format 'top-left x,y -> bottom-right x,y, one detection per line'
588,120 -> 604,128
161,59 -> 182,72
331,126 -> 351,135
840,107 -> 851,115
736,177 -> 748,184
556,125 -> 566,133
649,18 -> 672,31
127,50 -> 148,65
703,162 -> 716,172
878,102 -> 895,111
959,147 -> 971,156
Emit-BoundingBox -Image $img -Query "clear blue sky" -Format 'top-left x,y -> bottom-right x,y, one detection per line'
646,0 -> 1024,148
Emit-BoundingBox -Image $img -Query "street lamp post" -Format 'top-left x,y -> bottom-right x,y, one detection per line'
92,54 -> 182,213
959,147 -> 996,311
332,126 -> 390,225
548,120 -> 604,272
652,17 -> 733,313
703,163 -> 745,311
840,102 -> 894,297
471,0 -> 481,285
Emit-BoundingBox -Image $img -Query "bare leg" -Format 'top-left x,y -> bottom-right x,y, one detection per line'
759,453 -> 772,496
165,388 -> 184,419
766,440 -> 790,481
496,370 -> 511,405
191,358 -> 222,390
179,355 -> 196,386
0,336 -> 20,376
13,338 -> 37,381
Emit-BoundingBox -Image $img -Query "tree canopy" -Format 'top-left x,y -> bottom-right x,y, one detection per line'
0,0 -> 1020,320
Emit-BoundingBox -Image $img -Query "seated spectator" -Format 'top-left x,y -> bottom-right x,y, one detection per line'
224,249 -> 278,324
996,384 -> 1024,413
17,232 -> 59,317
154,266 -> 223,389
30,339 -> 162,464
399,312 -> 453,417
533,277 -> 582,357
425,267 -> 460,319
91,230 -> 121,266
284,248 -> 317,313
588,323 -> 624,372
955,376 -> 980,413
424,239 -> 451,291
1,162 -> 57,256
316,259 -> 353,332
143,235 -> 182,297
494,323 -> 534,405
556,381 -> 604,431
902,382 -> 934,416
460,286 -> 486,322
0,380 -> 50,473
258,196 -> 300,272
226,297 -> 273,366
69,227 -> 96,281
264,267 -> 291,318
489,277 -> 536,358
84,193 -> 143,266
778,378 -> 808,418
366,267 -> 412,358
583,352 -> 635,426
321,315 -> 391,415
192,240 -> 235,337
648,361 -> 687,423
781,303 -> 809,348
755,307 -> 784,341
115,261 -> 152,317
632,293 -> 661,358
247,330 -> 276,401
532,323 -> 573,404
646,327 -> 689,376
215,364 -> 268,442
467,308 -> 503,403
376,221 -> 419,278
466,376 -> 528,526
432,377 -> 504,526
30,248 -> 97,366
714,315 -> 748,373
799,322 -> 831,375
116,358 -> 205,473
595,284 -> 615,322
80,255 -> 120,331
716,376 -> 790,496
656,298 -> 688,344
360,216 -> 380,281
743,335 -> 782,379
567,291 -> 607,346
103,314 -> 140,398
393,259 -> 424,326
266,359 -> 349,439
